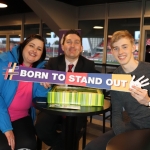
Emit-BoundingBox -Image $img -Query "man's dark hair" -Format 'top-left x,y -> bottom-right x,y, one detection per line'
62,29 -> 82,45
17,34 -> 46,68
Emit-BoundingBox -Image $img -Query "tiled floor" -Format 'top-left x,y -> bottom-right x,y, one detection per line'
41,115 -> 111,150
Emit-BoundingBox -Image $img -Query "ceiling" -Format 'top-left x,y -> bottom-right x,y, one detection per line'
0,0 -> 139,16
0,0 -> 32,16
56,0 -> 139,6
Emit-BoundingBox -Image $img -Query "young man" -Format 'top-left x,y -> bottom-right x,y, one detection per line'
84,30 -> 150,150
35,29 -> 97,150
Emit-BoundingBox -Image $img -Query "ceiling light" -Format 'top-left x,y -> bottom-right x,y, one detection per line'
46,33 -> 51,35
108,35 -> 112,38
93,26 -> 103,29
0,0 -> 7,8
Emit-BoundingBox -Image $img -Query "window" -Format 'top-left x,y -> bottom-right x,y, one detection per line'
42,23 -> 59,60
107,18 -> 140,64
78,20 -> 104,64
24,24 -> 39,37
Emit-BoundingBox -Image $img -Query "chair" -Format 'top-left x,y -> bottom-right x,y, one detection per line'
36,117 -> 87,150
90,90 -> 112,133
37,137 -> 43,150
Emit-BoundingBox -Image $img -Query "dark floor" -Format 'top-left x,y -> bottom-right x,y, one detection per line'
41,115 -> 111,150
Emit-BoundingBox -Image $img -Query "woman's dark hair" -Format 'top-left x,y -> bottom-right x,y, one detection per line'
17,34 -> 46,68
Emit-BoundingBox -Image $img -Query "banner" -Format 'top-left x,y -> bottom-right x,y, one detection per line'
3,62 -> 134,92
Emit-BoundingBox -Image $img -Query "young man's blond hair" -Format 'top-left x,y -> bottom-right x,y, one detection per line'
110,30 -> 135,48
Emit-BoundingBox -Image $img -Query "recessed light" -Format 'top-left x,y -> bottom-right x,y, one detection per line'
108,35 -> 112,38
93,26 -> 103,29
46,33 -> 51,35
0,3 -> 7,8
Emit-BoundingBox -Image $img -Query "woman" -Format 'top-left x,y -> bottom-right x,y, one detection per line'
0,34 -> 50,150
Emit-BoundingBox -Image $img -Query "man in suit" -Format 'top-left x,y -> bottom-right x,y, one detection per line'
35,29 -> 97,150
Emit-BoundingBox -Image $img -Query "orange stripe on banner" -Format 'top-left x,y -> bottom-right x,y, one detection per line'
4,62 -> 12,80
111,74 -> 132,92
9,63 -> 17,80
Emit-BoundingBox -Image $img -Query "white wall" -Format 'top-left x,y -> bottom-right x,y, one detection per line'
24,0 -> 78,35
145,0 -> 150,17
0,12 -> 40,26
79,4 -> 105,20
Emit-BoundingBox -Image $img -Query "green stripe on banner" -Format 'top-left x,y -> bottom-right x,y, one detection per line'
91,93 -> 94,105
62,91 -> 65,104
72,92 -> 74,104
50,92 -> 52,103
78,93 -> 80,105
69,92 -> 72,104
66,92 -> 68,104
85,93 -> 88,106
82,93 -> 84,105
75,92 -> 77,104
60,92 -> 62,104
78,93 -> 81,105
89,93 -> 92,105
47,92 -> 50,103
96,94 -> 98,105
56,92 -> 58,104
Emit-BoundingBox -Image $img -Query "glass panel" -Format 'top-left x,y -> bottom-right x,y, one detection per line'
0,25 -> 21,31
24,24 -> 39,38
145,30 -> 150,62
107,18 -> 140,64
78,20 -> 104,64
0,35 -> 6,53
106,65 -> 119,74
144,17 -> 150,25
9,35 -> 21,50
42,23 -> 59,60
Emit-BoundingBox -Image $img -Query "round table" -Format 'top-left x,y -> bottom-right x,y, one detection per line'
33,97 -> 111,150
106,129 -> 150,150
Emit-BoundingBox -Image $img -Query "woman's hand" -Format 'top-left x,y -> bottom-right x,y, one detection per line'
4,130 -> 15,150
40,82 -> 51,89
129,85 -> 150,106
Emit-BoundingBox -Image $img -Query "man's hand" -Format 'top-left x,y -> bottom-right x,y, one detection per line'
129,75 -> 149,89
129,86 -> 150,106
4,130 -> 15,150
40,82 -> 51,89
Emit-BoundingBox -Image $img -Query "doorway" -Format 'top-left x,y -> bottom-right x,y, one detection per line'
141,26 -> 150,62
145,30 -> 150,62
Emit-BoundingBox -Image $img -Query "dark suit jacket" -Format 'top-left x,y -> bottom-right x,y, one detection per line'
45,54 -> 97,73
45,54 -> 97,130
